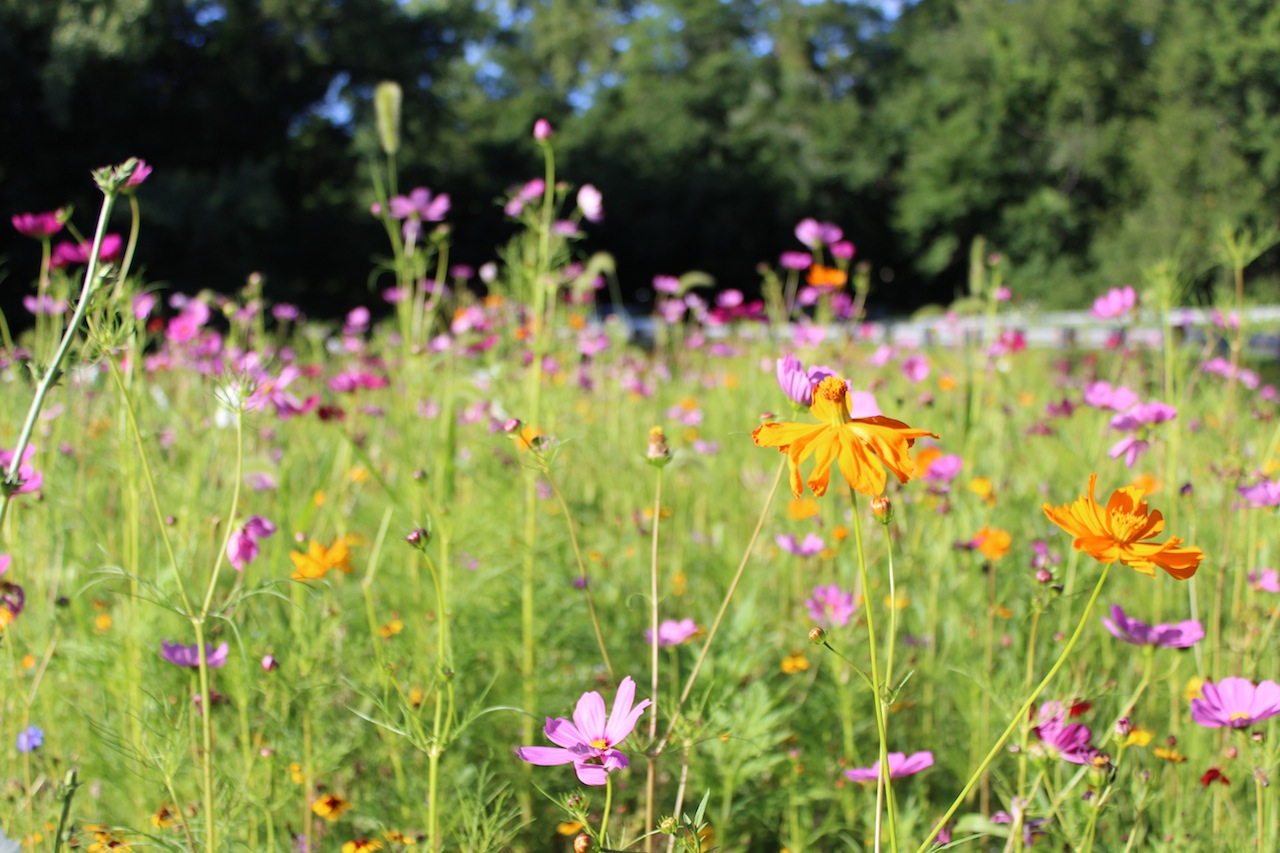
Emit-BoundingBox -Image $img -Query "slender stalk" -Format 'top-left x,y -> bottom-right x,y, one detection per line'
543,471 -> 614,678
850,489 -> 896,853
51,770 -> 80,853
645,465 -> 664,851
916,563 -> 1113,853
599,775 -> 615,844
1,188 -> 118,529
655,459 -> 784,755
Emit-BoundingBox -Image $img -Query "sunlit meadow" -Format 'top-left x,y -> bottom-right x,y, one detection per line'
2,104 -> 1280,853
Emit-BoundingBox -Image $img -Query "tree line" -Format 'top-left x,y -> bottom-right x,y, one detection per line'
2,0 -> 1278,318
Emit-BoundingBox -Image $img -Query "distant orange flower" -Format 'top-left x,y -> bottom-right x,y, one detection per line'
972,525 -> 1011,561
754,376 -> 938,498
290,538 -> 354,580
1043,474 -> 1203,580
807,264 -> 847,288
312,793 -> 351,821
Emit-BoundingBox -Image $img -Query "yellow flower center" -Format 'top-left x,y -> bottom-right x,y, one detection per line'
1230,711 -> 1252,722
809,376 -> 853,427
590,737 -> 609,749
1106,507 -> 1149,544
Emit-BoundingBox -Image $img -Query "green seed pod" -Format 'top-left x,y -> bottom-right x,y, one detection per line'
375,81 -> 403,156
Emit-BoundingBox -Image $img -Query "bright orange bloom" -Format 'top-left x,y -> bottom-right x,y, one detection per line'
807,264 -> 847,288
312,793 -> 352,821
1043,474 -> 1203,580
973,525 -> 1011,561
753,376 -> 938,498
290,538 -> 354,580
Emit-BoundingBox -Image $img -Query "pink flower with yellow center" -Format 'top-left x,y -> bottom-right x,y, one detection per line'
516,676 -> 650,785
1190,677 -> 1280,729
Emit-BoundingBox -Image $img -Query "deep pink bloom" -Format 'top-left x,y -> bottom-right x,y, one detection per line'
533,118 -> 554,140
922,453 -> 963,484
775,354 -> 836,407
777,533 -> 824,557
1191,678 -> 1280,729
11,210 -> 64,239
516,676 -> 650,785
125,160 -> 153,189
1108,401 -> 1176,467
227,515 -> 277,571
830,240 -> 856,261
794,218 -> 842,248
577,184 -> 603,223
162,640 -> 229,669
806,583 -> 854,627
901,354 -> 930,384
1091,286 -> 1136,320
645,618 -> 700,647
846,751 -> 934,782
1101,605 -> 1203,648
652,275 -> 681,295
1033,702 -> 1097,764
50,234 -> 123,269
779,250 -> 813,271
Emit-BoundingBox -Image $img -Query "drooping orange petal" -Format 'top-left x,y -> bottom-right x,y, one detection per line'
754,422 -> 829,497
836,429 -> 888,496
805,431 -> 840,496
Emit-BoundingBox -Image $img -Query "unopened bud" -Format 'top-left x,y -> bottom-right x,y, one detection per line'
405,527 -> 431,549
871,495 -> 893,524
533,118 -> 554,141
1035,568 -> 1053,584
1225,746 -> 1238,760
1257,768 -> 1271,788
808,626 -> 827,645
658,816 -> 678,835
503,418 -> 522,434
646,426 -> 672,466
760,411 -> 777,423
261,655 -> 278,672
1253,730 -> 1266,744
1114,717 -> 1132,740
573,833 -> 592,853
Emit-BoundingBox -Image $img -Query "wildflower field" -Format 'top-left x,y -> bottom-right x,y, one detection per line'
3,133 -> 1280,853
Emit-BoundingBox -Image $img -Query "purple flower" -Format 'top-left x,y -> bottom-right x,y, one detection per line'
1082,382 -> 1138,412
776,533 -> 824,557
389,187 -> 450,222
779,251 -> 813,271
1091,285 -> 1136,320
845,751 -> 933,782
227,516 -> 277,571
794,218 -> 843,249
11,210 -> 64,239
1191,677 -> 1280,728
22,295 -> 66,316
645,618 -> 700,647
516,675 -> 651,785
806,584 -> 855,627
15,725 -> 42,753
577,184 -> 603,223
1238,479 -> 1280,508
901,354 -> 930,384
1107,401 -> 1176,467
1101,605 -> 1203,648
162,640 -> 229,669
831,240 -> 856,261
1033,702 -> 1097,764
775,354 -> 836,407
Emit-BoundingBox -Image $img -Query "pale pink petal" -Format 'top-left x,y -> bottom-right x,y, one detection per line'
573,690 -> 608,742
516,746 -> 577,766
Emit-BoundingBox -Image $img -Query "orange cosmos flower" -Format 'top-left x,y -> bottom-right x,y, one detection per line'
1042,474 -> 1203,580
753,375 -> 938,498
290,538 -> 354,580
807,264 -> 847,288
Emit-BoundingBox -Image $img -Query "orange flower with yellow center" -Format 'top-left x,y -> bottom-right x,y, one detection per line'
1043,474 -> 1203,580
753,375 -> 938,497
290,538 -> 353,580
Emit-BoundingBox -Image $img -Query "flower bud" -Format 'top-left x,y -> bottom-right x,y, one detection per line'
405,527 -> 431,550
871,495 -> 893,524
658,816 -> 678,835
503,418 -> 522,434
1253,731 -> 1266,744
1225,746 -> 1238,760
1035,568 -> 1053,584
1113,717 -> 1132,741
573,833 -> 592,853
533,118 -> 554,141
808,626 -> 827,645
261,654 -> 278,672
645,426 -> 672,466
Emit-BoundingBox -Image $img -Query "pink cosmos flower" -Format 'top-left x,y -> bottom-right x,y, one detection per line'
23,295 -> 66,316
775,354 -> 836,407
779,251 -> 813,271
830,240 -> 855,261
644,618 -> 700,646
806,584 -> 855,627
1107,401 -> 1176,467
125,159 -> 153,189
162,640 -> 229,669
1191,677 -> 1280,729
1082,382 -> 1138,412
845,751 -> 933,782
1249,569 -> 1280,593
577,184 -> 603,223
652,275 -> 681,295
776,533 -> 824,557
794,218 -> 842,248
0,447 -> 43,497
921,453 -> 963,484
901,354 -> 930,384
1091,285 -> 1136,320
516,676 -> 651,785
50,234 -> 123,269
227,516 -> 277,571
1032,702 -> 1097,764
1101,605 -> 1203,648
1237,479 -> 1280,508
11,210 -> 64,239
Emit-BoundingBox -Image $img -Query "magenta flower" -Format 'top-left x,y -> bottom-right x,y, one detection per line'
124,159 -> 153,190
0,447 -> 43,497
845,751 -> 933,782
1101,605 -> 1203,648
11,210 -> 64,239
227,515 -> 277,571
1032,702 -> 1097,764
645,618 -> 700,646
806,584 -> 855,627
1238,479 -> 1280,508
1107,401 -> 1176,467
779,250 -> 813,271
50,233 -> 123,269
23,295 -> 66,316
516,675 -> 651,785
794,218 -> 842,249
162,640 -> 229,669
830,240 -> 855,261
533,118 -> 554,140
777,533 -> 824,557
1091,285 -> 1136,320
775,354 -> 836,407
900,354 -> 930,384
1191,678 -> 1280,729
921,453 -> 963,484
1082,381 -> 1138,412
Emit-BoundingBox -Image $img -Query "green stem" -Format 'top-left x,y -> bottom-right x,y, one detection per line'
543,471 -> 613,679
915,562 -> 1113,853
599,775 -> 615,845
1,189 -> 118,529
850,489 -> 896,853
645,465 -> 664,851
